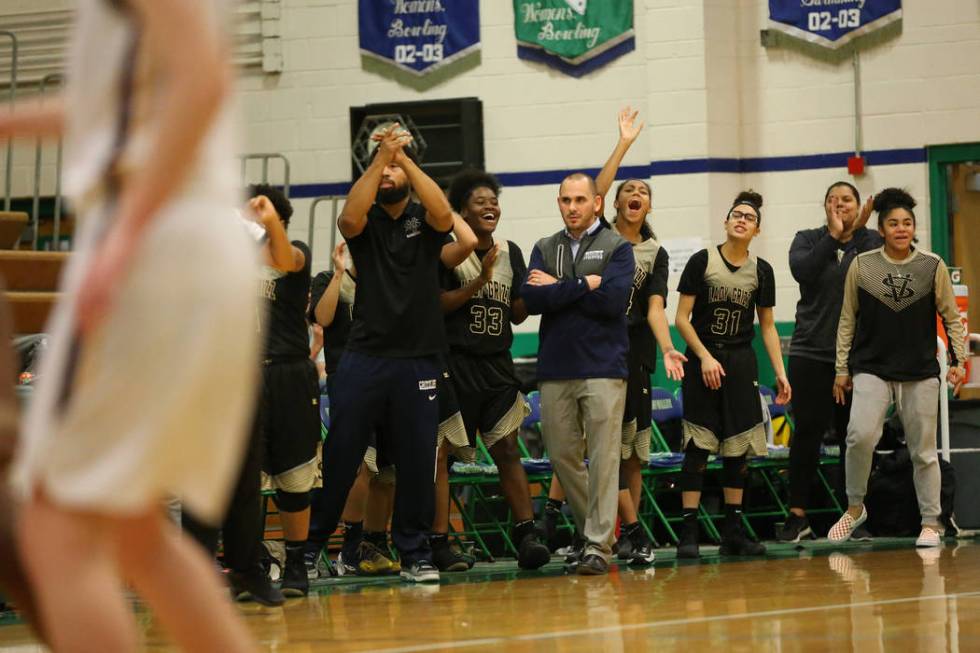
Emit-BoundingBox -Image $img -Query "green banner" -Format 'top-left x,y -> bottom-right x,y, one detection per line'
514,1 -> 635,77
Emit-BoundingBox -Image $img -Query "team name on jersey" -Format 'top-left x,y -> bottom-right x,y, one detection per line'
458,275 -> 513,307
707,285 -> 752,309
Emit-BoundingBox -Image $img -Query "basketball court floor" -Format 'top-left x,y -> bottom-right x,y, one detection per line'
1,538 -> 977,651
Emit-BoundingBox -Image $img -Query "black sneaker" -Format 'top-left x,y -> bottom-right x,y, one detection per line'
720,522 -> 766,557
676,519 -> 700,560
626,529 -> 656,567
563,538 -> 586,572
431,542 -> 474,572
851,524 -> 873,542
615,536 -> 634,561
776,514 -> 813,543
280,553 -> 309,597
228,570 -> 285,607
516,531 -> 550,570
400,559 -> 440,583
575,554 -> 608,576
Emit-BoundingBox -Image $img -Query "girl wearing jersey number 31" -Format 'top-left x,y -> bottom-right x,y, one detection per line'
674,191 -> 791,560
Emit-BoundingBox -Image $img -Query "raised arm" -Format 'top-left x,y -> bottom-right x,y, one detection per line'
440,245 -> 497,314
595,106 -> 644,200
338,125 -> 412,239
251,195 -> 304,272
312,243 -> 348,327
396,150 -> 453,233
440,213 -> 478,268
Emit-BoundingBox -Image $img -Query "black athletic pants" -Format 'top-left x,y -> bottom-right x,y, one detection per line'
787,355 -> 851,509
183,399 -> 265,575
319,350 -> 439,565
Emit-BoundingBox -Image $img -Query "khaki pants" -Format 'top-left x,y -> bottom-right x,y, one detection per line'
540,378 -> 627,560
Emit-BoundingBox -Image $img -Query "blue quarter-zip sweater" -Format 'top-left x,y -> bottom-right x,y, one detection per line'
522,224 -> 634,381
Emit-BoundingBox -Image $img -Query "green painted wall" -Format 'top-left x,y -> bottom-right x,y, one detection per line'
511,322 -> 795,391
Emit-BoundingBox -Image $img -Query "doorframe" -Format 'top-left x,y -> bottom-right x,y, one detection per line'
928,143 -> 980,260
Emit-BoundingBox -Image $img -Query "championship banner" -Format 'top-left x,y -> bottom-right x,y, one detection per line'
768,0 -> 902,50
514,1 -> 635,78
359,0 -> 480,77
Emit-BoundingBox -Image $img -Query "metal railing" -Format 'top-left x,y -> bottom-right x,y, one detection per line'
240,153 -> 290,197
307,195 -> 343,264
31,71 -> 62,250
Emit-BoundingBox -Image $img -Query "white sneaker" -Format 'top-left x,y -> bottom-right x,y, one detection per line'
828,506 -> 868,543
915,526 -> 941,548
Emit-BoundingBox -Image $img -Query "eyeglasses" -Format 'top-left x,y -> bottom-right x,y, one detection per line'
729,210 -> 759,224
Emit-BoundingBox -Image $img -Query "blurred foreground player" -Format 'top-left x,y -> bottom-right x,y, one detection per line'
3,1 -> 260,650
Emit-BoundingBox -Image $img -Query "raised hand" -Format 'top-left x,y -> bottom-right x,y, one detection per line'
479,245 -> 499,284
618,106 -> 644,145
371,123 -> 413,164
854,195 -> 874,231
826,196 -> 845,239
331,241 -> 347,275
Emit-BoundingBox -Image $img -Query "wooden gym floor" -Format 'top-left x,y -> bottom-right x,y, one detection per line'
1,538 -> 978,651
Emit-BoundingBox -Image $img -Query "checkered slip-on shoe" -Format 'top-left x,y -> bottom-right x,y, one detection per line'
828,506 -> 868,543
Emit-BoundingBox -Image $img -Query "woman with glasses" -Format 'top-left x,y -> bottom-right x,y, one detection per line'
673,191 -> 791,559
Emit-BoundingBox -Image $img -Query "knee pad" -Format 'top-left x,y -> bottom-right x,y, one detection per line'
722,455 -> 748,489
679,443 -> 710,493
275,489 -> 311,513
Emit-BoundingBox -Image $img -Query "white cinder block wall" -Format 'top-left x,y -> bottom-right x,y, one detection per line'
3,0 -> 979,328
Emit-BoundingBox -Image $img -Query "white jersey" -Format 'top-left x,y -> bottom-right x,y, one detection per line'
11,0 -> 260,524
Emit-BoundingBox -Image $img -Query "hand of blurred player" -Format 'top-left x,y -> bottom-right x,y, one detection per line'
527,269 -> 557,286
331,242 -> 347,275
832,374 -> 852,405
479,245 -> 499,284
662,348 -> 687,381
76,222 -> 138,336
618,106 -> 644,145
775,374 -> 792,405
584,275 -> 602,290
700,355 -> 725,390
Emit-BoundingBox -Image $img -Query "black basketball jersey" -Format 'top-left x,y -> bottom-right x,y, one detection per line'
441,240 -> 528,356
345,201 -> 450,357
626,237 -> 669,367
677,246 -> 775,348
260,240 -> 312,360
309,269 -> 356,374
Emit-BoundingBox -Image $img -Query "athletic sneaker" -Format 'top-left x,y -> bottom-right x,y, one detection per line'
676,519 -> 700,560
358,542 -> 398,575
719,521 -> 766,556
575,554 -> 608,576
516,531 -> 550,570
615,536 -> 634,561
304,549 -> 336,580
400,559 -> 440,583
431,542 -> 474,572
915,526 -> 941,548
828,506 -> 868,543
228,570 -> 285,607
562,538 -> 586,572
776,514 -> 813,543
280,554 -> 309,597
625,528 -> 656,567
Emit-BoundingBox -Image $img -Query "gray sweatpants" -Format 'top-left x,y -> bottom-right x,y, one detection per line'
540,378 -> 627,561
845,373 -> 941,526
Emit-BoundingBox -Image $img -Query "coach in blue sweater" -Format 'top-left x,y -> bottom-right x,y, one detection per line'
522,172 -> 634,576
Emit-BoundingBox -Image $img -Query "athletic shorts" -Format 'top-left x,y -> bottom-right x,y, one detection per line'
622,351 -> 653,461
259,358 -> 322,492
449,350 -> 529,455
437,364 -> 470,459
680,344 -> 766,457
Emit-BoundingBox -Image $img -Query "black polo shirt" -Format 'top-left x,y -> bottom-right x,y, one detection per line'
345,201 -> 450,357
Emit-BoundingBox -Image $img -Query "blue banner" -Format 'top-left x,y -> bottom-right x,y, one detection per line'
768,0 -> 902,49
358,0 -> 480,76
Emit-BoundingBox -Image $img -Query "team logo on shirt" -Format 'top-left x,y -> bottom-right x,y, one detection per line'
882,273 -> 915,303
418,379 -> 437,391
582,250 -> 604,261
404,216 -> 422,239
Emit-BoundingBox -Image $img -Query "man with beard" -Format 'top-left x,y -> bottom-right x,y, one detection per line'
317,125 -> 473,582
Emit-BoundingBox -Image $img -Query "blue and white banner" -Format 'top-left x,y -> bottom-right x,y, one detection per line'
358,0 -> 480,77
768,0 -> 902,50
